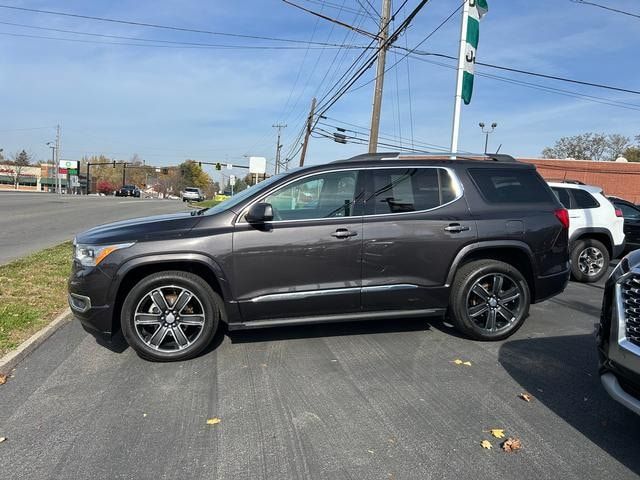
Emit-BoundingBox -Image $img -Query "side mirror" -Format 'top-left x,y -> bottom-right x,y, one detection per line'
245,202 -> 274,223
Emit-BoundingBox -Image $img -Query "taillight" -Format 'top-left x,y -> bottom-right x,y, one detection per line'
554,208 -> 569,229
615,208 -> 623,218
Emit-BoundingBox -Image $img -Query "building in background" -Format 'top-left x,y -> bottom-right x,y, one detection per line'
520,158 -> 640,203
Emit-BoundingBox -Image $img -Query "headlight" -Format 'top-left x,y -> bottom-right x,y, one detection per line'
74,242 -> 135,267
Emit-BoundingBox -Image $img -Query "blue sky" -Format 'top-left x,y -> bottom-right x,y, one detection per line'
0,0 -> 638,180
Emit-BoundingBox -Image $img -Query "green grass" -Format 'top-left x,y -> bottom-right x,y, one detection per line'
192,199 -> 222,208
0,242 -> 73,355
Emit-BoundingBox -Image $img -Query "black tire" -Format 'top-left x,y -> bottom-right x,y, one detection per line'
121,270 -> 221,361
570,238 -> 609,283
449,259 -> 531,341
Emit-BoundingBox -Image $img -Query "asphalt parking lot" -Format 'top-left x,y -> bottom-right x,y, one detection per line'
0,192 -> 188,264
1,270 -> 639,480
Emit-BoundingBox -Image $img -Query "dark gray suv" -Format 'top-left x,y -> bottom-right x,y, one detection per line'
68,153 -> 570,361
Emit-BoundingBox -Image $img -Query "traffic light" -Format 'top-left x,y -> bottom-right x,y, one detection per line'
161,168 -> 169,175
198,162 -> 202,167
112,160 -> 116,168
215,163 -> 221,170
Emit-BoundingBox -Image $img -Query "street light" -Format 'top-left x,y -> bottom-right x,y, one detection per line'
479,122 -> 498,154
46,142 -> 57,193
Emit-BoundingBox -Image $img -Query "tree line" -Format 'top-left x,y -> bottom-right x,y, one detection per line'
542,133 -> 640,162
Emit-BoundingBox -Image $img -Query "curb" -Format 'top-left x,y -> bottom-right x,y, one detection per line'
0,308 -> 73,375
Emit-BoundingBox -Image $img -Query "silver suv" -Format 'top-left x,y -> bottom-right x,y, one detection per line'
181,187 -> 204,202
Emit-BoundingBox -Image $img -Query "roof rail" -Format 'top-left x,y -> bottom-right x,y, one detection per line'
336,152 -> 517,163
548,179 -> 586,185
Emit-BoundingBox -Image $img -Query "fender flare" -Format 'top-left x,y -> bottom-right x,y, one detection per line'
569,227 -> 613,254
445,240 -> 536,287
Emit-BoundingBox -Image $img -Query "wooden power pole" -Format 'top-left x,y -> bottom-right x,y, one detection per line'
368,0 -> 392,154
299,97 -> 316,167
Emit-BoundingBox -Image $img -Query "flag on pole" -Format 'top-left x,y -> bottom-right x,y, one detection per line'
462,0 -> 488,105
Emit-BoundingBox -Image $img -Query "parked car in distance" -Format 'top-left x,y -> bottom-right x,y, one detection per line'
115,184 -> 141,198
182,187 -> 205,202
68,152 -> 570,361
598,250 -> 640,415
549,182 -> 625,282
609,197 -> 640,252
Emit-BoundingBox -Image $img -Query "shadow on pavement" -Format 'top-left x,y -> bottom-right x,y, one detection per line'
228,317 -> 431,344
499,334 -> 640,474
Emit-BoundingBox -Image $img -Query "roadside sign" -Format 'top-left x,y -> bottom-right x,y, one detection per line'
60,160 -> 78,169
70,175 -> 80,187
58,168 -> 67,175
68,169 -> 78,175
229,174 -> 236,186
249,156 -> 266,174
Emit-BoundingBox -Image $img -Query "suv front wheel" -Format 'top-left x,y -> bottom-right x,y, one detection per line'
121,271 -> 221,361
570,238 -> 609,283
449,260 -> 530,341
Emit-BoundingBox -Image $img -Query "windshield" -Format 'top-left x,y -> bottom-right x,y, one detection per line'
203,171 -> 291,216
185,188 -> 199,192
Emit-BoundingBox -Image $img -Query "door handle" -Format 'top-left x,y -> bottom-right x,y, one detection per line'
331,228 -> 358,238
444,223 -> 470,233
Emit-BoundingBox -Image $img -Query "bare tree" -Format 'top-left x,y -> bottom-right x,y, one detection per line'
542,132 -> 624,161
9,150 -> 32,189
606,134 -> 631,160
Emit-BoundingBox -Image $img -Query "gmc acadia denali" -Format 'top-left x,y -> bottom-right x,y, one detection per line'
68,153 -> 570,361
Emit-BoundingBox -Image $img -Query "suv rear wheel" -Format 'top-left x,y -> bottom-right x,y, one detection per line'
449,260 -> 530,341
121,271 -> 221,361
570,238 -> 609,283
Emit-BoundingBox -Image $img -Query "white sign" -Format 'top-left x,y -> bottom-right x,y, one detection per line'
229,174 -> 236,186
70,175 -> 80,187
227,163 -> 233,170
60,160 -> 79,169
249,156 -> 266,174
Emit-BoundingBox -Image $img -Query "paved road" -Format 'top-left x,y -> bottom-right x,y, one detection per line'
0,192 -> 189,264
1,275 -> 638,480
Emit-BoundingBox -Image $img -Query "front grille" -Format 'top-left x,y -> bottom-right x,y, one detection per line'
621,274 -> 640,347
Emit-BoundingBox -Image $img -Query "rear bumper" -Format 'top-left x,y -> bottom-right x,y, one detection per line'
533,266 -> 570,303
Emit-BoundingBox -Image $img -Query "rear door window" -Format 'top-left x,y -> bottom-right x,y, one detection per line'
551,187 -> 572,209
570,189 -> 599,209
469,168 -> 552,204
365,168 -> 459,215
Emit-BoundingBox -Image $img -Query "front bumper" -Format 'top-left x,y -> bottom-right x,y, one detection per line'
598,258 -> 640,414
68,262 -> 117,338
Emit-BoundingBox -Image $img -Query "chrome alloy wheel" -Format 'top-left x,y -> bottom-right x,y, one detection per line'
466,273 -> 524,333
578,246 -> 605,276
133,285 -> 206,352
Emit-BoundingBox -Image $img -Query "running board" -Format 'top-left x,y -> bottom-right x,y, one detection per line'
227,308 -> 445,330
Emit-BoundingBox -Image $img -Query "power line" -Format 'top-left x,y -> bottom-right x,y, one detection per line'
406,54 -> 640,112
0,20 -> 366,50
0,3 -> 366,47
570,0 -> 640,20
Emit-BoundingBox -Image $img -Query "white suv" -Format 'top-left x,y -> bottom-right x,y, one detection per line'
549,182 -> 625,282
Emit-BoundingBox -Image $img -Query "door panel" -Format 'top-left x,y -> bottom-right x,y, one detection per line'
232,169 -> 365,322
361,168 -> 476,311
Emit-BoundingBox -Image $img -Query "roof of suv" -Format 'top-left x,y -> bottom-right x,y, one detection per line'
547,181 -> 603,194
329,152 -> 531,169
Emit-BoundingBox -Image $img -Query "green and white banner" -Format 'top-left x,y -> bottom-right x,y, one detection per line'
462,0 -> 488,105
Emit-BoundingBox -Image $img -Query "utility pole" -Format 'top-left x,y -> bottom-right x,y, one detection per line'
272,123 -> 287,173
368,0 -> 392,154
299,97 -> 316,167
55,124 -> 61,194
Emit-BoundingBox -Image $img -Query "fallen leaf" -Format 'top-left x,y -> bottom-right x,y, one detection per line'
462,361 -> 472,366
490,429 -> 505,439
0,374 -> 7,385
0,437 -> 6,443
206,417 -> 221,425
480,440 -> 492,450
453,359 -> 463,365
367,449 -> 375,454
501,437 -> 522,453
143,413 -> 147,417
519,393 -> 533,402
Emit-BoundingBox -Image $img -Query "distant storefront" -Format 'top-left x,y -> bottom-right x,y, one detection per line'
0,163 -> 85,192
